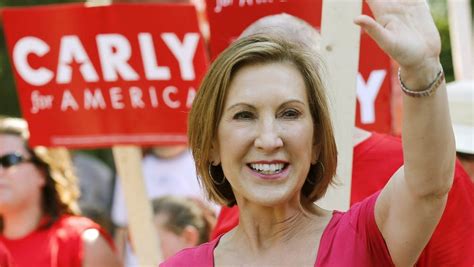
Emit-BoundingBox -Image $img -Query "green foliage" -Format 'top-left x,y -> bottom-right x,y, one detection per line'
0,31 -> 18,117
435,15 -> 455,83
429,0 -> 456,83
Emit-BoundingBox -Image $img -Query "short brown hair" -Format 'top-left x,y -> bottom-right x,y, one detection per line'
0,116 -> 79,228
188,35 -> 337,208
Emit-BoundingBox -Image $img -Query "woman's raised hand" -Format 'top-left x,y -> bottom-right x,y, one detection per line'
354,0 -> 441,73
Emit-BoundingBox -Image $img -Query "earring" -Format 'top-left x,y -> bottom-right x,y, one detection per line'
307,161 -> 324,185
208,164 -> 226,185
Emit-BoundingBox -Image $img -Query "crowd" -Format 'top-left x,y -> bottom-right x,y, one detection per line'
0,0 -> 473,266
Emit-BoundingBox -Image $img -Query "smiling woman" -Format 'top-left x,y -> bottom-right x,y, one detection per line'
190,37 -> 337,209
161,1 -> 456,266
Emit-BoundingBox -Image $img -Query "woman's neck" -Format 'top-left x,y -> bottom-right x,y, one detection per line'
2,202 -> 43,239
231,199 -> 326,253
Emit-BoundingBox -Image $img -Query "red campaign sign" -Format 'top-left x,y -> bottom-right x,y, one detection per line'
205,0 -> 392,133
3,3 -> 209,148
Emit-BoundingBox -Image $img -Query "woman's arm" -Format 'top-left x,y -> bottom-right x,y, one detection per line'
355,1 -> 455,266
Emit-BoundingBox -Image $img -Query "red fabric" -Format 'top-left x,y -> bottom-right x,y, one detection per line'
162,192 -> 393,267
211,133 -> 474,266
209,205 -> 238,240
0,215 -> 114,267
0,241 -> 13,267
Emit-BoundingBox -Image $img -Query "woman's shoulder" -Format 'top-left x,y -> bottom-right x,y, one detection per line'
160,237 -> 220,267
322,191 -> 381,239
317,191 -> 393,266
55,214 -> 115,248
54,215 -> 101,232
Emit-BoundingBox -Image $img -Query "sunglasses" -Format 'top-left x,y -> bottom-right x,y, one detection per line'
0,153 -> 32,169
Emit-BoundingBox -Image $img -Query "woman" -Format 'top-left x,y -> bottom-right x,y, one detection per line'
210,12 -> 474,267
152,196 -> 216,260
162,1 -> 455,266
0,116 -> 121,267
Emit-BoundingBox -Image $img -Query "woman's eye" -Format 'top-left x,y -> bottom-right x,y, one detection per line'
233,111 -> 254,120
280,109 -> 300,119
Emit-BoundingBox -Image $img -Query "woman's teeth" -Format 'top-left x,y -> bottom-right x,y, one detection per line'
249,163 -> 285,174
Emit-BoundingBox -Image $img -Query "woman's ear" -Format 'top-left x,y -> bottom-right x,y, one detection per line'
181,225 -> 200,246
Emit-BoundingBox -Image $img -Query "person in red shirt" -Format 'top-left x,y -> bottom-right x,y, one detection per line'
210,14 -> 474,267
0,116 -> 121,267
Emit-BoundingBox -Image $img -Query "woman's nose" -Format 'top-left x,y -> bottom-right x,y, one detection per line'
254,119 -> 283,152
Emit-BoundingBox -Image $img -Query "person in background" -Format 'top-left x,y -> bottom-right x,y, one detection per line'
163,0 -> 457,265
73,152 -> 115,233
210,13 -> 474,266
151,195 -> 216,260
0,116 -> 121,267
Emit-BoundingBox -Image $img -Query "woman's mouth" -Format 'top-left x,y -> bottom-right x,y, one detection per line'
248,163 -> 288,175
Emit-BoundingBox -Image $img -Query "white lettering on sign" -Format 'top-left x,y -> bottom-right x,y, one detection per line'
214,0 -> 233,13
356,70 -> 386,124
138,33 -> 171,80
13,37 -> 53,86
239,0 -> 273,7
84,89 -> 106,110
110,87 -> 125,109
186,87 -> 196,108
214,0 -> 276,13
97,34 -> 140,82
61,90 -> 79,111
129,86 -> 145,108
163,86 -> 180,109
149,86 -> 159,108
11,33 -> 200,86
30,90 -> 54,114
55,85 -> 195,111
162,33 -> 199,81
57,35 -> 99,84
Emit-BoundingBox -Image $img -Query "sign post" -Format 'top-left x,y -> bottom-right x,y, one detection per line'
316,0 -> 362,211
112,145 -> 161,265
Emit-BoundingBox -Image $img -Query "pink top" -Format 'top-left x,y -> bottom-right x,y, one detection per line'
161,192 -> 394,267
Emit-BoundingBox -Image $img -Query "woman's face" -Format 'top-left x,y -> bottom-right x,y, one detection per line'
213,62 -> 318,207
0,134 -> 45,214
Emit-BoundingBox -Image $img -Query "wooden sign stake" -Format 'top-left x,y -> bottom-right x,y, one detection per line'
317,0 -> 363,211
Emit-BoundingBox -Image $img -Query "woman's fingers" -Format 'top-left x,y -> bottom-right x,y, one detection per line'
354,14 -> 393,58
